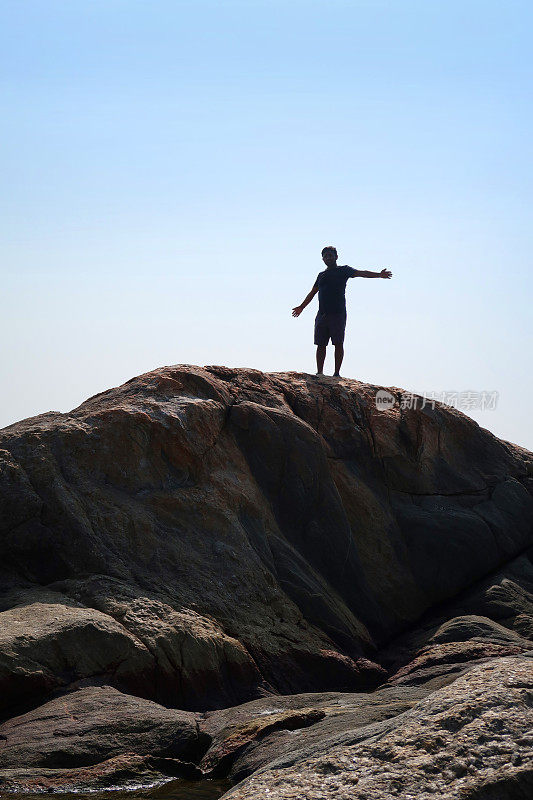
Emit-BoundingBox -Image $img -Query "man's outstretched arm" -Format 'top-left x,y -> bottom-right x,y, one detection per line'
352,268 -> 392,279
292,284 -> 318,317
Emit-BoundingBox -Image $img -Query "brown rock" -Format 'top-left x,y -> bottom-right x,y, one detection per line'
0,594 -> 154,714
0,366 -> 532,795
0,365 -> 531,709
0,685 -> 208,768
0,758 -> 229,795
380,558 -> 533,689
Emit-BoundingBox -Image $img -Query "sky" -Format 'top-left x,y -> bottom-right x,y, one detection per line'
2,0 -> 532,448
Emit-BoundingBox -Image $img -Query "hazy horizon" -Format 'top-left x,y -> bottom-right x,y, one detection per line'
2,1 -> 532,449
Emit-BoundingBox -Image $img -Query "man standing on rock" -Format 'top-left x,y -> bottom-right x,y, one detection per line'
292,246 -> 392,378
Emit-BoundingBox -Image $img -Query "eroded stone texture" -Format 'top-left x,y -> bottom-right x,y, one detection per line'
223,657 -> 533,800
0,595 -> 154,714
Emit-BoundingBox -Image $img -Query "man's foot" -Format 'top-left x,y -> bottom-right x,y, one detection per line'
333,372 -> 341,378
315,371 -> 324,377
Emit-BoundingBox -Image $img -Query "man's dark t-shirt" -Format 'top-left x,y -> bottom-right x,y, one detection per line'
313,265 -> 358,314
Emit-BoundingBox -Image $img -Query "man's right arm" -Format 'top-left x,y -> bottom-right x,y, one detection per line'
292,283 -> 318,317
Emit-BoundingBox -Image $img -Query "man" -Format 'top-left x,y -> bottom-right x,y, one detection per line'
292,246 -> 392,377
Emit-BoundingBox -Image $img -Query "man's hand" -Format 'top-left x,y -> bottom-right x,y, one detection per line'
380,268 -> 392,279
292,305 -> 303,317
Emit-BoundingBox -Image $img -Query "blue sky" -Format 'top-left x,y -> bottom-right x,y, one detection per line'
2,1 -> 532,448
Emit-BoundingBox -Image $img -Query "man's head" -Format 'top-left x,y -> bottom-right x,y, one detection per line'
321,246 -> 338,267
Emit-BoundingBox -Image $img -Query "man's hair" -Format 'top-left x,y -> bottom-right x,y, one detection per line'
321,246 -> 337,258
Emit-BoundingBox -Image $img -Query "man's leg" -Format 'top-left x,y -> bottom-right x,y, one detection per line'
334,344 -> 344,376
314,313 -> 328,375
316,345 -> 326,374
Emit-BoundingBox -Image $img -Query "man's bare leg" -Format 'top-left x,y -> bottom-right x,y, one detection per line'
316,345 -> 326,375
334,344 -> 344,376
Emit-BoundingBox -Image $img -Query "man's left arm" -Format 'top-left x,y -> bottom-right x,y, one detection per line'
349,267 -> 392,279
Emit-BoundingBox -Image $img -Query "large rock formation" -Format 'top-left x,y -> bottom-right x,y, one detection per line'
0,365 -> 531,795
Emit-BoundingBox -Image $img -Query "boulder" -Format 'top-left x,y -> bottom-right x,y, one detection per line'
0,685 -> 208,768
222,656 -> 533,800
0,594 -> 153,715
201,684 -> 432,783
379,555 -> 533,688
0,365 -> 531,707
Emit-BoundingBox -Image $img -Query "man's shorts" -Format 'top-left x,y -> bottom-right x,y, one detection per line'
314,311 -> 347,346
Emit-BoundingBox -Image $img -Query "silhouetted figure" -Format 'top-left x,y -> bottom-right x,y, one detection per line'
292,246 -> 392,377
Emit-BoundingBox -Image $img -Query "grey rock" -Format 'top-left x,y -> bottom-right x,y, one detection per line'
223,657 -> 533,800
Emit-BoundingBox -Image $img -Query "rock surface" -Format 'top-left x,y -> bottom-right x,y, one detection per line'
0,685 -> 207,768
223,656 -> 533,800
201,683 -> 433,783
0,594 -> 154,714
0,365 -> 532,795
